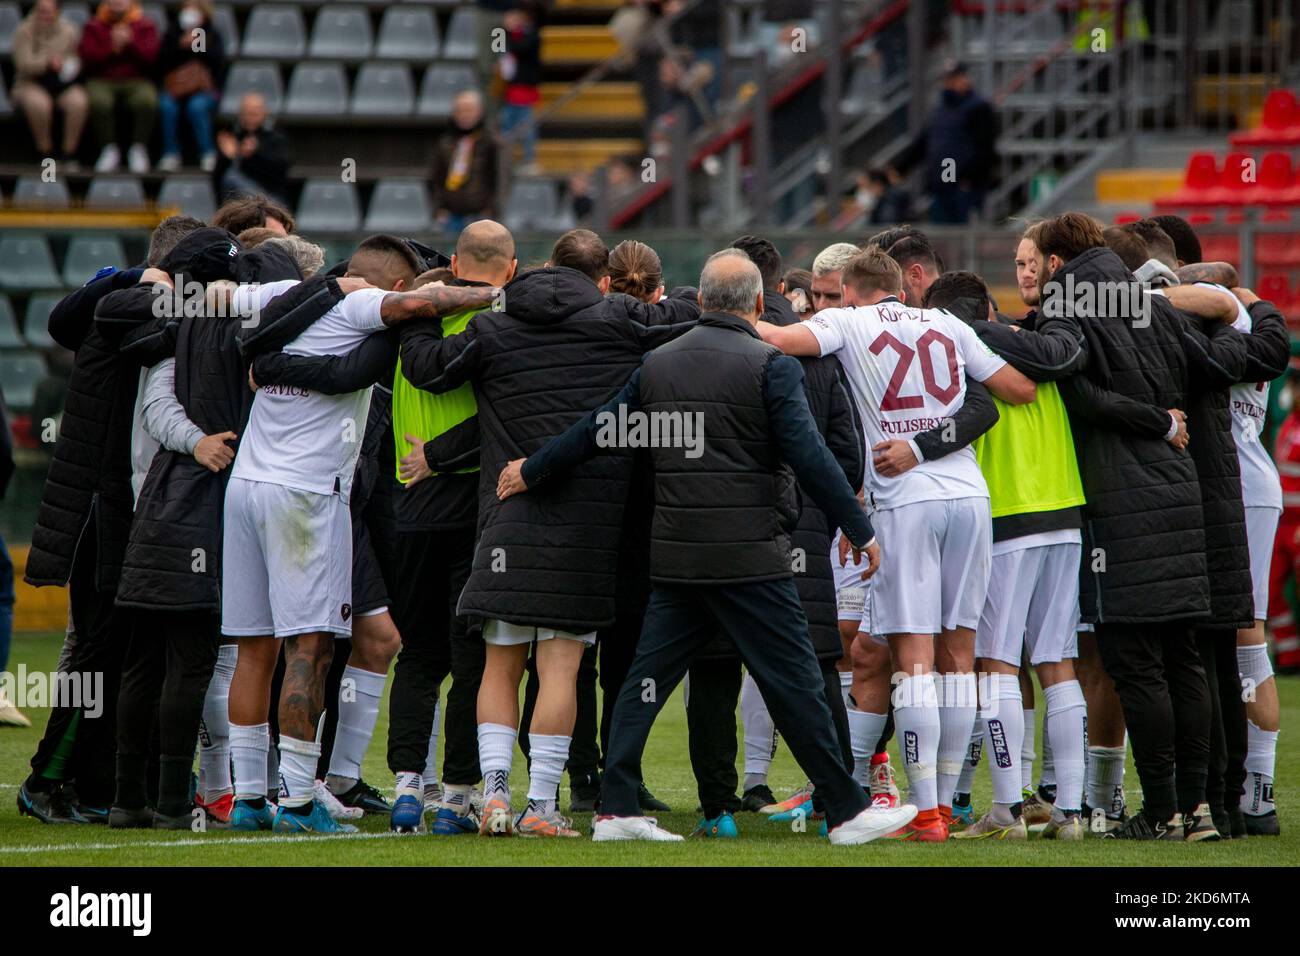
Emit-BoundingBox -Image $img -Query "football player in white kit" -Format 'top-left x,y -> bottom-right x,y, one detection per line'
760,246 -> 1036,841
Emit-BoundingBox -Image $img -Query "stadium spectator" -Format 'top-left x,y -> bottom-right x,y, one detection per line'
856,167 -> 912,226
214,93 -> 291,204
157,0 -> 226,173
79,0 -> 160,174
11,0 -> 89,165
497,2 -> 543,169
909,62 -> 996,224
211,194 -> 294,236
431,90 -> 499,233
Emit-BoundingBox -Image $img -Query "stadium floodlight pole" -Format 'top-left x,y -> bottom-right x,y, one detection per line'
751,48 -> 771,227
825,0 -> 844,220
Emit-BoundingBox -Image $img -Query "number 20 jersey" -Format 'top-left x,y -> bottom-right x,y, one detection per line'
807,297 -> 1007,511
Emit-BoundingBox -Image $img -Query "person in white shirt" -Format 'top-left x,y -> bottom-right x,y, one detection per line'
758,246 -> 1036,840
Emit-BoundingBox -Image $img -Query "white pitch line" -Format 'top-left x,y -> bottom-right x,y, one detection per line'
0,830 -> 405,855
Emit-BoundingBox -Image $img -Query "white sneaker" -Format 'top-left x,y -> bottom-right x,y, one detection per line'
156,153 -> 181,173
313,780 -> 364,821
127,143 -> 151,174
0,689 -> 31,727
592,815 -> 684,842
828,803 -> 919,845
200,151 -> 217,172
95,144 -> 121,172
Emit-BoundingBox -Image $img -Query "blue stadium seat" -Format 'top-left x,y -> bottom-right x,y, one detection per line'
364,178 -> 432,231
309,5 -> 374,59
376,6 -> 440,60
295,179 -> 362,233
158,176 -> 218,221
13,177 -> 70,209
0,238 -> 61,290
0,351 -> 50,410
0,296 -> 22,349
220,62 -> 284,116
285,62 -> 349,116
352,64 -> 414,116
23,294 -> 64,350
85,175 -> 146,209
418,64 -> 477,118
62,236 -> 128,288
242,5 -> 307,59
441,6 -> 479,59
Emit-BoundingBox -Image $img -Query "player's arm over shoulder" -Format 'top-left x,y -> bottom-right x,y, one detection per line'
955,318 -> 1035,404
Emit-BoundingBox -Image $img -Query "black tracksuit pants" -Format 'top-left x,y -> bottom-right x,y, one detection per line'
603,579 -> 869,828
385,527 -> 482,784
1095,621 -> 1211,820
1195,627 -> 1248,816
114,609 -> 220,816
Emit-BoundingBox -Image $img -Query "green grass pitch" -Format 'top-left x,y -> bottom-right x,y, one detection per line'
2,630 -> 1297,866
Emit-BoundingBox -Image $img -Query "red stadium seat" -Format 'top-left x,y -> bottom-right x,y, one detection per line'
1250,152 -> 1298,206
1256,210 -> 1300,268
1257,275 -> 1295,315
1206,152 -> 1255,206
1114,212 -> 1142,224
1154,152 -> 1220,209
1229,89 -> 1300,148
1200,232 -> 1241,264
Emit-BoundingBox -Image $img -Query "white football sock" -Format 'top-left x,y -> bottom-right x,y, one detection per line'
478,722 -> 516,799
265,743 -> 280,800
395,770 -> 422,799
893,674 -> 940,810
1020,707 -> 1036,792
1087,744 -> 1127,817
327,665 -> 385,784
424,698 -> 443,785
278,736 -> 321,807
526,733 -> 570,808
1243,720 -> 1278,816
1039,712 -> 1056,789
954,717 -> 985,797
741,672 -> 777,782
1044,680 -> 1086,813
199,644 -> 237,801
937,672 -> 977,809
230,722 -> 269,802
984,674 -> 1024,807
848,707 -> 888,787
838,668 -> 853,709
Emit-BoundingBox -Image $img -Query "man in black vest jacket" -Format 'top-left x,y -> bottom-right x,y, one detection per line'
498,250 -> 918,844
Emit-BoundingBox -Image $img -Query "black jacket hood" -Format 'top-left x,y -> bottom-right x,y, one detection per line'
501,266 -> 605,325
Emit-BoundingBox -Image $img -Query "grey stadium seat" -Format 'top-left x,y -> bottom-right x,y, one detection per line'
418,64 -> 477,118
286,62 -> 349,116
351,64 -> 414,116
61,2 -> 89,30
309,5 -> 373,58
0,4 -> 20,57
0,237 -> 62,290
441,6 -> 479,59
13,176 -> 70,208
85,175 -> 146,208
295,179 -> 362,233
62,236 -> 128,288
0,352 -> 50,410
241,5 -> 307,59
0,296 -> 22,349
140,2 -> 165,33
376,6 -> 440,60
23,294 -> 63,349
220,62 -> 284,116
504,179 -> 569,232
213,4 -> 240,57
364,178 -> 432,231
158,176 -> 218,220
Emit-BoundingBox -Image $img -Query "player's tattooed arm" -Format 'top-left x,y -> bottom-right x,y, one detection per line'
1176,261 -> 1239,288
1165,284 -> 1237,323
379,284 -> 497,326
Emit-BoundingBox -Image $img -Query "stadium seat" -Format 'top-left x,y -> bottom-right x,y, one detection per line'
62,236 -> 128,288
295,179 -> 362,232
364,178 -> 432,231
1198,231 -> 1240,265
220,62 -> 284,116
158,175 -> 218,220
286,63 -> 349,116
0,237 -> 62,290
0,4 -> 20,57
1251,152 -> 1298,206
1154,152 -> 1220,209
0,296 -> 22,349
1258,274 -> 1295,314
61,2 -> 89,30
1113,212 -> 1143,224
242,5 -> 307,59
441,6 -> 479,59
213,4 -> 241,57
309,5 -> 374,59
0,351 -> 49,410
12,176 -> 71,209
23,294 -> 63,350
504,179 -> 570,232
352,64 -> 415,116
140,2 -> 165,32
85,175 -> 146,208
1256,210 -> 1300,268
418,64 -> 477,118
1206,151 -> 1254,206
1229,88 -> 1300,148
376,6 -> 440,59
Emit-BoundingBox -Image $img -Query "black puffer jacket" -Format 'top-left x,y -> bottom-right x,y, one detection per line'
397,266 -> 697,632
1037,247 -> 1248,624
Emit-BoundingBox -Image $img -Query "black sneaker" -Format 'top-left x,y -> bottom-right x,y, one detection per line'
1244,809 -> 1280,836
1228,808 -> 1248,838
1103,810 -> 1171,841
333,779 -> 391,815
1182,804 -> 1221,842
638,783 -> 670,812
109,806 -> 154,829
741,784 -> 777,812
570,771 -> 601,813
152,808 -> 196,830
17,782 -> 89,824
1210,806 -> 1232,840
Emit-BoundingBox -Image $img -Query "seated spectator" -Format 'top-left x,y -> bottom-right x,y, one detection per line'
497,2 -> 543,169
79,0 -> 160,173
12,0 -> 89,166
157,0 -> 226,173
431,90 -> 498,233
213,92 -> 291,204
857,166 -> 912,225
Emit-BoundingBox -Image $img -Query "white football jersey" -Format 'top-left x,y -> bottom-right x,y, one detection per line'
807,297 -> 1007,510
